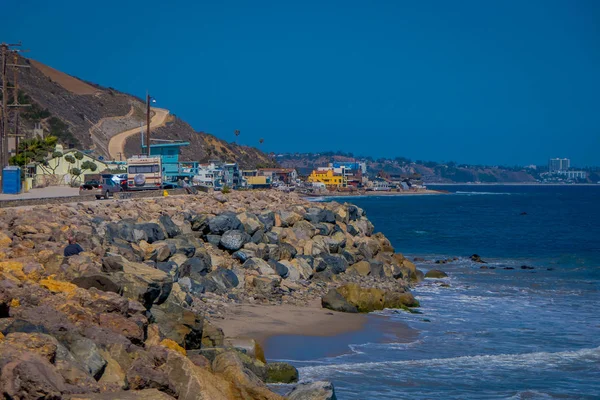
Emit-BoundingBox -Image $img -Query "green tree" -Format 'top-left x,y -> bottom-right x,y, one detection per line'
68,160 -> 97,186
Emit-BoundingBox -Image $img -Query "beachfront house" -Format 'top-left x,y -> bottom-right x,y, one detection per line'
307,167 -> 347,189
33,145 -> 108,187
258,168 -> 298,185
194,162 -> 224,188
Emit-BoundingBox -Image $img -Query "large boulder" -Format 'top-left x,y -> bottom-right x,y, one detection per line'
320,254 -> 349,274
61,335 -> 107,380
0,350 -> 67,399
151,301 -> 204,350
425,269 -> 448,278
266,362 -> 299,383
201,268 -> 239,293
321,289 -> 358,313
237,213 -> 265,235
212,351 -> 282,400
117,261 -> 173,309
71,274 -> 123,295
219,230 -> 250,252
322,283 -> 418,313
287,381 -> 337,400
208,214 -> 242,235
134,223 -> 166,244
470,254 -> 487,263
242,258 -> 276,276
179,257 -> 211,281
277,211 -> 302,228
257,211 -> 275,231
277,243 -> 298,261
159,215 -> 182,238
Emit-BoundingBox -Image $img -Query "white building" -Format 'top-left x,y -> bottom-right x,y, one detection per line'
558,170 -> 587,180
548,158 -> 570,172
193,162 -> 223,188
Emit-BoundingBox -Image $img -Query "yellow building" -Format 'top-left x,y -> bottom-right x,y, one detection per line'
307,168 -> 347,189
34,145 -> 108,187
246,175 -> 271,188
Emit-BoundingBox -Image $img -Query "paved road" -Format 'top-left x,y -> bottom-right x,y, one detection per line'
0,186 -> 79,200
107,107 -> 170,160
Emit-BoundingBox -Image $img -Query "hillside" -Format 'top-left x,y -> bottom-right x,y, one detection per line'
10,55 -> 274,168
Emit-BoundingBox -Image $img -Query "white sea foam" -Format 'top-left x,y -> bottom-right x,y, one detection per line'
455,191 -> 514,195
297,346 -> 600,379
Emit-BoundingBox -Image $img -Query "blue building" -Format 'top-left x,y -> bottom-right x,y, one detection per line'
141,141 -> 198,181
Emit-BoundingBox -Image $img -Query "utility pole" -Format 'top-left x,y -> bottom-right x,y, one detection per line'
146,92 -> 151,157
0,42 -> 30,189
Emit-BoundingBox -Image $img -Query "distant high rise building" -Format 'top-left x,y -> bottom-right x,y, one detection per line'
548,158 -> 570,172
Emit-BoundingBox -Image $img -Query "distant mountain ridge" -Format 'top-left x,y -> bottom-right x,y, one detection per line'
11,56 -> 274,168
276,152 -> 600,183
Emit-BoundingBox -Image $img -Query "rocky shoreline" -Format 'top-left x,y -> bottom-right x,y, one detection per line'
0,191 -> 425,399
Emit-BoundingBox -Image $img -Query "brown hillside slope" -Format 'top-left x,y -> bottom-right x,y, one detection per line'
28,59 -> 100,95
13,56 -> 274,168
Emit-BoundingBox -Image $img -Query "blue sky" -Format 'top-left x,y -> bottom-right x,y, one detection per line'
2,0 -> 599,166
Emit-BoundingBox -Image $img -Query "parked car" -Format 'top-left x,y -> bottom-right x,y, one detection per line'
79,177 -> 122,199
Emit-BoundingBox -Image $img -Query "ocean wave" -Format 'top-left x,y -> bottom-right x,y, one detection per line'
455,191 -> 514,195
297,346 -> 600,378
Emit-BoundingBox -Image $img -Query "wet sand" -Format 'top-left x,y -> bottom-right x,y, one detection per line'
213,299 -> 418,360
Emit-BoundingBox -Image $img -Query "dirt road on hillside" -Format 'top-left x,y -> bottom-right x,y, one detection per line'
107,107 -> 170,160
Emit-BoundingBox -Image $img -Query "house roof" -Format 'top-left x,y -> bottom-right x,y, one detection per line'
258,168 -> 295,173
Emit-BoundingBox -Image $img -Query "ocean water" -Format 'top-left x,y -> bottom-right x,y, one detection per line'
271,185 -> 600,399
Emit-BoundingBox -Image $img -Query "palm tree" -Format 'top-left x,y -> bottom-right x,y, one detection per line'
234,130 -> 240,144
259,138 -> 264,145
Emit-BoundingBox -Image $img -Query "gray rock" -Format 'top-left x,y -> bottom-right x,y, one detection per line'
257,211 -> 275,230
208,213 -> 242,235
152,301 -> 204,349
266,231 -> 280,244
197,268 -> 239,294
206,234 -> 221,247
318,209 -> 336,224
321,289 -> 358,313
278,242 -> 298,261
179,256 -> 211,281
268,260 -> 289,279
251,229 -> 266,244
134,223 -> 166,244
156,261 -> 179,279
321,254 -> 349,274
71,274 -> 123,295
101,256 -> 124,272
287,381 -> 338,400
164,237 -> 196,257
219,230 -> 250,252
159,214 -> 181,238
242,258 -> 276,275
189,214 -> 210,233
64,336 -> 107,380
425,269 -> 448,278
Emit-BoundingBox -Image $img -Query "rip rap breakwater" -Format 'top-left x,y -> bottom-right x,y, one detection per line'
0,190 -> 424,399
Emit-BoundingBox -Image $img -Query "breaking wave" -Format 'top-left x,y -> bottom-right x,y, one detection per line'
298,346 -> 600,378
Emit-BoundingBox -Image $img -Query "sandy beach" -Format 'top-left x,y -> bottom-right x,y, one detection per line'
214,299 -> 418,360
214,299 -> 368,344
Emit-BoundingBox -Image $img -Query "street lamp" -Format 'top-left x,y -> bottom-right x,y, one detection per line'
146,92 -> 156,157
